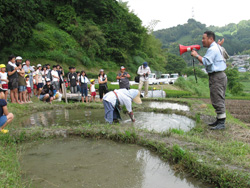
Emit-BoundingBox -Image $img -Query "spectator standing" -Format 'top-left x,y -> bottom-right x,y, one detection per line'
56,65 -> 64,93
39,79 -> 54,103
25,75 -> 32,102
90,79 -> 96,102
46,64 -> 52,81
191,31 -> 227,130
0,88 -> 14,133
41,65 -> 47,85
6,55 -> 21,104
16,62 -> 26,103
23,59 -> 34,93
98,69 -> 108,101
33,67 -> 38,96
79,70 -> 89,103
0,64 -> 9,101
116,66 -> 130,89
137,62 -> 151,98
51,65 -> 60,93
76,72 -> 81,92
35,64 -> 44,98
67,67 -> 77,93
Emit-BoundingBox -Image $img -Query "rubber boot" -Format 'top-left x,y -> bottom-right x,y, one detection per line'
210,118 -> 225,130
208,119 -> 218,126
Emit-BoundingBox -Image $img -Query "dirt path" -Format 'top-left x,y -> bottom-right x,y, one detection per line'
197,98 -> 250,124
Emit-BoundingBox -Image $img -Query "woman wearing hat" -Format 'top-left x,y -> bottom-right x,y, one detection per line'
98,69 -> 108,101
116,66 -> 131,89
103,89 -> 142,124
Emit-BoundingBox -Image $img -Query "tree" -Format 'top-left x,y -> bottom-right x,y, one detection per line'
0,0 -> 47,50
225,68 -> 243,95
165,53 -> 187,74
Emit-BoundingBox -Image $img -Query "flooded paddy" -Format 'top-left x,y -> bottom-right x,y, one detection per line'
20,138 -> 212,188
143,101 -> 190,111
17,109 -> 195,132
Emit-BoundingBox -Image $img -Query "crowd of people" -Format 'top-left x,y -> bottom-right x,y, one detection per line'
0,54 -> 151,132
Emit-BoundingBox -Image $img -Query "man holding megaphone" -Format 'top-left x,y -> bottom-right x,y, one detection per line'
191,31 -> 227,130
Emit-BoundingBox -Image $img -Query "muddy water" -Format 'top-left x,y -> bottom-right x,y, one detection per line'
20,138 -> 212,188
16,109 -> 195,132
123,112 -> 195,132
143,101 -> 190,111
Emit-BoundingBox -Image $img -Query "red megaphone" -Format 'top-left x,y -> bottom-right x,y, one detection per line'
179,44 -> 200,55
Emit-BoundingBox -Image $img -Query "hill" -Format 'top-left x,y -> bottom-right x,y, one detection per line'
0,0 -> 167,78
153,19 -> 250,64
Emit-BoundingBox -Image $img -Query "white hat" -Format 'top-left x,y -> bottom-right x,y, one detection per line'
22,62 -> 26,65
16,56 -> 22,60
120,66 -> 125,69
100,69 -> 104,72
37,64 -> 42,68
46,78 -> 51,82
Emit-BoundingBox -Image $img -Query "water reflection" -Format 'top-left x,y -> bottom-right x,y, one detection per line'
16,109 -> 196,132
20,138 -> 212,188
143,101 -> 190,111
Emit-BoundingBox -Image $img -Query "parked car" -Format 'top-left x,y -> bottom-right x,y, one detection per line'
158,74 -> 170,84
148,73 -> 159,85
169,73 -> 179,84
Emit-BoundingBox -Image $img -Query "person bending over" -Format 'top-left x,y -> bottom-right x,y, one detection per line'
103,89 -> 142,124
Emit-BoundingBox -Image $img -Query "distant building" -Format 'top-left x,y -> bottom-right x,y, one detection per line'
238,67 -> 247,72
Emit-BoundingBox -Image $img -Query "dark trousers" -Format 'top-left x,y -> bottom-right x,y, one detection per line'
209,71 -> 227,117
99,85 -> 108,99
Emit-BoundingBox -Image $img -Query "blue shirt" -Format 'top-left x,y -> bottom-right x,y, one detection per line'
202,42 -> 226,73
0,99 -> 7,116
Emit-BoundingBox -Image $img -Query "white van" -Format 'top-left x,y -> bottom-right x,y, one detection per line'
148,73 -> 159,85
158,74 -> 170,84
169,73 -> 179,84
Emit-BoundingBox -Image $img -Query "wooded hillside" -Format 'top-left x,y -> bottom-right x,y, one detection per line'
0,0 -> 167,75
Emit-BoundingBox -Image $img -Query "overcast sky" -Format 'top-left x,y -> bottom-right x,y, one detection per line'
121,0 -> 250,31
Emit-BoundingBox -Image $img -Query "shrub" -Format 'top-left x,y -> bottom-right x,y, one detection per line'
48,51 -> 67,62
81,56 -> 91,67
175,76 -> 209,97
164,90 -> 192,98
65,57 -> 77,66
107,72 -> 117,82
35,23 -> 47,31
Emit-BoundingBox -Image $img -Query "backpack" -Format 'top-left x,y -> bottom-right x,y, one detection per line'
134,66 -> 142,83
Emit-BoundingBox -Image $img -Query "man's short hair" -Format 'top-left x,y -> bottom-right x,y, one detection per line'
204,31 -> 215,40
25,59 -> 30,62
53,65 -> 57,68
8,55 -> 15,61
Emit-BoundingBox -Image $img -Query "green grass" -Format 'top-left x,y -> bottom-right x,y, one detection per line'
2,97 -> 250,187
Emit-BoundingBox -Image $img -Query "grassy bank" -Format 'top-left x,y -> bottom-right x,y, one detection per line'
1,98 -> 250,187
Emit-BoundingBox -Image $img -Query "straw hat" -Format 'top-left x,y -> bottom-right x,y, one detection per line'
133,92 -> 142,104
128,89 -> 142,104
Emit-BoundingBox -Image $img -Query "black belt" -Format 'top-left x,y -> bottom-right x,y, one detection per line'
208,71 -> 224,76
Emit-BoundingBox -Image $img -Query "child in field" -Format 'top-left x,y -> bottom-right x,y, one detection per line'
26,75 -> 32,102
33,67 -> 37,96
0,64 -> 9,101
90,79 -> 96,102
0,88 -> 14,133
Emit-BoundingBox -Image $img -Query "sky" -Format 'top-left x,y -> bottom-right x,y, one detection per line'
121,0 -> 250,31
